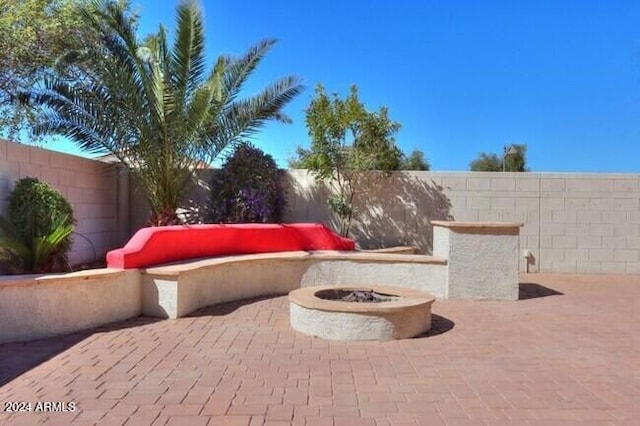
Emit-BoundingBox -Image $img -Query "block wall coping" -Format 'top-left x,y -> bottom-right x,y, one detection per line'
0,268 -> 126,288
142,250 -> 447,277
431,221 -> 524,232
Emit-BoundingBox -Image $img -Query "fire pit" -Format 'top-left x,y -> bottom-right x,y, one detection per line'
315,288 -> 399,303
289,285 -> 435,341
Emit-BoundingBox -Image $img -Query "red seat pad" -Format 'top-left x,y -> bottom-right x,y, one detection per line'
106,223 -> 355,269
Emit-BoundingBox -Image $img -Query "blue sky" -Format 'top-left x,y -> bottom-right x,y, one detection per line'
49,0 -> 640,172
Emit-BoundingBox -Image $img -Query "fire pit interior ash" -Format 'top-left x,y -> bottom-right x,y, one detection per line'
315,289 -> 399,303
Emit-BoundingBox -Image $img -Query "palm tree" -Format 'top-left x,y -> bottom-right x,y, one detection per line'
23,0 -> 303,225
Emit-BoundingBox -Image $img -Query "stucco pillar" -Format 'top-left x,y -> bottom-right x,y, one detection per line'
431,221 -> 522,300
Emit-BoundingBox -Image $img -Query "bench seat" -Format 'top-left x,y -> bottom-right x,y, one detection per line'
141,250 -> 448,318
107,223 -> 355,269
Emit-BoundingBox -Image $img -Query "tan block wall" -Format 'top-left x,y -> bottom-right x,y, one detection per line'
2,137 -> 638,275
284,170 -> 640,274
0,139 -> 130,266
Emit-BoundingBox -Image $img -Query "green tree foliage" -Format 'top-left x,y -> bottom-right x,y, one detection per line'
291,145 -> 430,171
208,142 -> 286,223
469,144 -> 529,172
21,0 -> 303,225
300,84 -> 403,237
0,0 -> 102,141
504,144 -> 528,172
287,146 -> 313,169
401,149 -> 430,170
469,152 -> 502,171
0,177 -> 75,273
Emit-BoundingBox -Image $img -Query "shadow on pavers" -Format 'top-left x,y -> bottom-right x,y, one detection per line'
185,294 -> 287,318
421,314 -> 455,337
0,316 -> 163,387
519,283 -> 564,300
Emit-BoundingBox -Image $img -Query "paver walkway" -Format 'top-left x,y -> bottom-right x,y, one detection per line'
0,273 -> 639,425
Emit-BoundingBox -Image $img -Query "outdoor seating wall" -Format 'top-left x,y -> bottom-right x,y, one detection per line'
1,139 -> 639,274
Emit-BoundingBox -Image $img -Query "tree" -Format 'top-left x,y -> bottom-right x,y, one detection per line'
469,152 -> 502,171
504,144 -> 528,172
208,142 -> 286,223
469,144 -> 529,172
287,146 -> 312,169
291,146 -> 430,171
0,0 -> 103,141
301,84 -> 402,237
21,0 -> 303,225
401,149 -> 430,170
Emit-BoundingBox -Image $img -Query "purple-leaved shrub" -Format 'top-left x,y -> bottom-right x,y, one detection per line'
208,142 -> 286,223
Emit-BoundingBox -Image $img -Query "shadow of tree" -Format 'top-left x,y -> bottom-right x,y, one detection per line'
283,171 -> 454,254
519,283 -> 564,300
179,169 -> 214,224
350,172 -> 454,253
281,171 -> 334,225
0,316 -> 162,387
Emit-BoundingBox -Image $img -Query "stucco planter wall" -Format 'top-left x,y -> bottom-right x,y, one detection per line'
0,269 -> 140,343
432,221 -> 522,300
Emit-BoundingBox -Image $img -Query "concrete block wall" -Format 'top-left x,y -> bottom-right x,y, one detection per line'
284,170 -> 640,274
538,175 -> 640,274
1,137 -> 638,275
0,139 -> 129,266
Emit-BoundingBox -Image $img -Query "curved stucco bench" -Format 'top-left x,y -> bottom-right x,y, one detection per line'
141,250 -> 447,318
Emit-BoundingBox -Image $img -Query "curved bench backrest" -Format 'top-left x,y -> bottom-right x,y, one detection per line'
107,223 -> 355,269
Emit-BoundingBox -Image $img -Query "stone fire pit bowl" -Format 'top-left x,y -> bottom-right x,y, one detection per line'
289,285 -> 436,341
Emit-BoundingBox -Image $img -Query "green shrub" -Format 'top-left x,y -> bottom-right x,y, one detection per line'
0,177 -> 75,273
208,142 -> 286,223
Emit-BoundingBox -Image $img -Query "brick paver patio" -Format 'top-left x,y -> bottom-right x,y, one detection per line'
1,273 -> 638,425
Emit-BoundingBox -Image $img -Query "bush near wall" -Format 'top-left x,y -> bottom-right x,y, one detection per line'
0,177 -> 75,273
208,142 -> 286,223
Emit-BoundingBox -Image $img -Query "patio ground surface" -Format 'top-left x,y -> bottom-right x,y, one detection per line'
0,273 -> 638,425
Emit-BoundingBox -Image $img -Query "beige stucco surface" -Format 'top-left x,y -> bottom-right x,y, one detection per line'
433,222 -> 521,300
288,285 -> 434,340
289,303 -> 431,341
0,269 -> 140,343
141,251 -> 448,318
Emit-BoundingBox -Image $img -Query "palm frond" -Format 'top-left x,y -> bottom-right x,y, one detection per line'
33,215 -> 74,270
221,38 -> 277,101
172,0 -> 206,101
19,1 -> 303,226
222,75 -> 304,136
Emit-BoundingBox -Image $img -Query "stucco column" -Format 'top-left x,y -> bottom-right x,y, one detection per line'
431,221 -> 522,300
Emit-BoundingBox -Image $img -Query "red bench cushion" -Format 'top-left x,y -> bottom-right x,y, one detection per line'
106,223 -> 355,269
